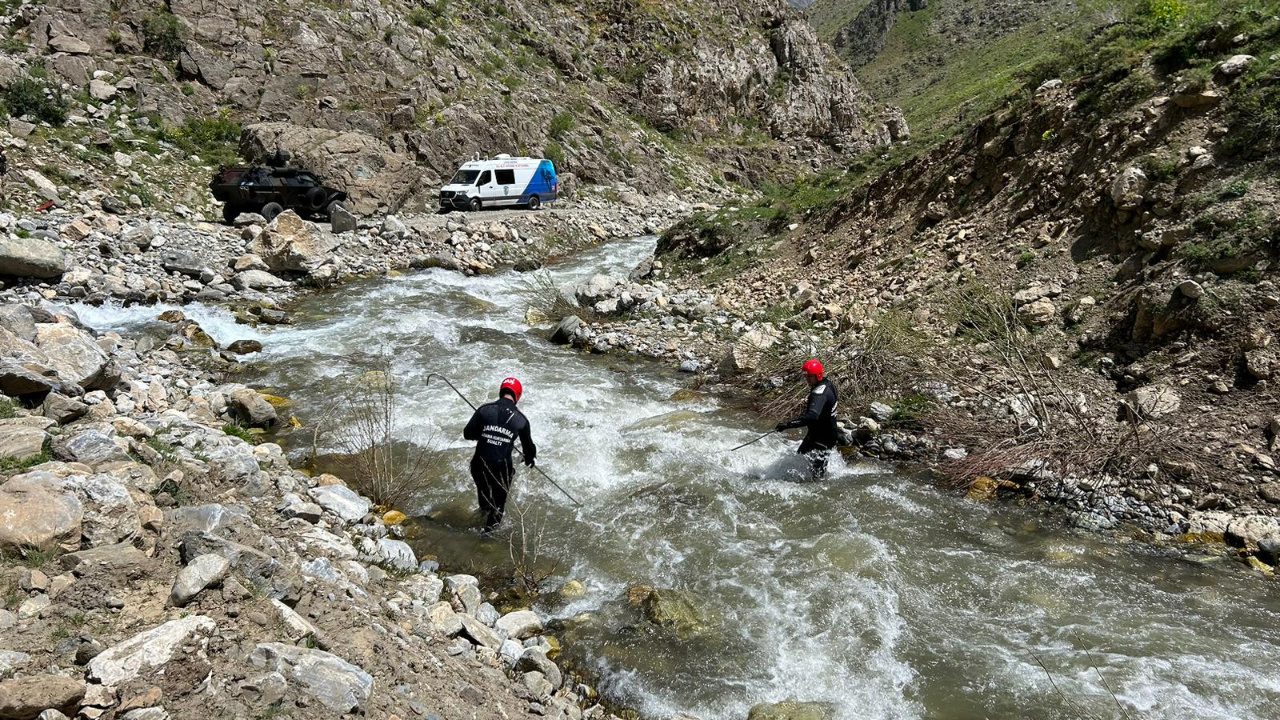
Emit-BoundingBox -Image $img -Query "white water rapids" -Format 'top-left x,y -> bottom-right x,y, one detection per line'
71,236 -> 1280,719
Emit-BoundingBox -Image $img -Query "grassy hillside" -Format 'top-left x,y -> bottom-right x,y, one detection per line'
806,0 -> 873,40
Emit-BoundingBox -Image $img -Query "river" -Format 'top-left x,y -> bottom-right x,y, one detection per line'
73,236 -> 1280,719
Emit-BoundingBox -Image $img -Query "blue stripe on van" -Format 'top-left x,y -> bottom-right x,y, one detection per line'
520,161 -> 558,201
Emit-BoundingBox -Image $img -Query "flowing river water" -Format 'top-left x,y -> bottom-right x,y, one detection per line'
74,236 -> 1280,719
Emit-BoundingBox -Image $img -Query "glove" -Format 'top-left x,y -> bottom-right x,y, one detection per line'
775,422 -> 789,432
523,455 -> 536,467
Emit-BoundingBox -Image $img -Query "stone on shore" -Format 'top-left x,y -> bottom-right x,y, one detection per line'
0,237 -> 68,278
170,553 -> 231,607
307,485 -> 370,524
248,643 -> 372,714
495,610 -> 543,640
88,616 -> 217,686
0,674 -> 85,720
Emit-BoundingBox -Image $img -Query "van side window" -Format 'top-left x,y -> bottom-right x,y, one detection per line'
495,169 -> 515,185
477,171 -> 491,185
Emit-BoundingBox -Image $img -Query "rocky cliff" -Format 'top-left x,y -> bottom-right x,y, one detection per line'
8,0 -> 894,211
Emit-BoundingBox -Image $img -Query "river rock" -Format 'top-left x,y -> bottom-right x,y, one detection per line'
0,305 -> 37,342
225,340 -> 263,355
171,553 -> 231,606
0,674 -> 85,720
550,315 -> 582,344
0,236 -> 68,278
1225,515 -> 1280,550
88,615 -> 217,686
53,429 -> 128,466
251,211 -> 338,273
248,643 -> 372,714
0,476 -> 83,552
719,329 -> 777,375
373,538 -> 416,572
637,587 -> 704,634
35,324 -> 109,388
495,610 -> 543,640
747,701 -> 836,720
458,614 -> 503,650
229,389 -> 278,428
307,485 -> 370,524
513,648 -> 562,689
231,270 -> 290,291
43,393 -> 88,424
0,421 -> 48,461
159,250 -> 208,278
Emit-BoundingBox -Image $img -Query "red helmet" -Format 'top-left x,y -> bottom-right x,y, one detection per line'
803,359 -> 824,380
500,377 -> 523,403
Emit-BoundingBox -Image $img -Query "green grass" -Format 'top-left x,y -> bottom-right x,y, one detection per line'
0,441 -> 51,473
0,399 -> 17,419
222,423 -> 257,444
155,112 -> 242,165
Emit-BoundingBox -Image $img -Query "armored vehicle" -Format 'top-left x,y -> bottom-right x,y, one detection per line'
210,151 -> 348,224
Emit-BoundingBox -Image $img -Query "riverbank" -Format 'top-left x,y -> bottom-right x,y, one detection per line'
0,195 -> 692,720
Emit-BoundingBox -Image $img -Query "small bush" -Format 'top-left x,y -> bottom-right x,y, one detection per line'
1,77 -> 69,126
1219,180 -> 1250,200
544,141 -> 565,168
548,111 -> 574,139
222,423 -> 257,443
406,7 -> 430,27
433,33 -> 449,47
141,11 -> 186,59
157,112 -> 241,165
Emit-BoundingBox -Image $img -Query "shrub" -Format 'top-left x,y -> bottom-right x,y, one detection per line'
432,33 -> 449,47
544,141 -> 565,168
158,112 -> 242,164
406,7 -> 430,27
142,11 -> 186,59
548,111 -> 574,139
1,77 -> 69,126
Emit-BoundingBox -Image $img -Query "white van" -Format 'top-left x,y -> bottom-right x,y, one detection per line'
438,154 -> 559,212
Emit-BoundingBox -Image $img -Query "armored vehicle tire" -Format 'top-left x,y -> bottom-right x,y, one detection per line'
261,202 -> 284,221
221,203 -> 241,224
527,195 -> 541,210
468,197 -> 481,212
326,200 -> 347,219
306,187 -> 329,211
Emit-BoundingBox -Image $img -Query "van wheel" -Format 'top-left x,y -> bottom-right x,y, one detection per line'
468,197 -> 482,212
261,202 -> 284,221
527,195 -> 541,210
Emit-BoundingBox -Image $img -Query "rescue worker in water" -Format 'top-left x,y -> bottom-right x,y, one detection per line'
775,359 -> 839,481
464,377 -> 537,531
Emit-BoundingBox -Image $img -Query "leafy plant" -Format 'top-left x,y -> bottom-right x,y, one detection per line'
141,10 -> 186,59
222,423 -> 257,444
1,77 -> 69,126
548,111 -> 574,139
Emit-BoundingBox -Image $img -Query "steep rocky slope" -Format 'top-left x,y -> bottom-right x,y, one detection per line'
808,0 -> 1076,143
586,0 -> 1280,569
6,0 -> 896,214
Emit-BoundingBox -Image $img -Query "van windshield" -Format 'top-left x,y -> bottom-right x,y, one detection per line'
450,170 -> 481,185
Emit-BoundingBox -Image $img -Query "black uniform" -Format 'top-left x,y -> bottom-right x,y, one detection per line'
777,378 -> 839,480
463,397 -> 536,529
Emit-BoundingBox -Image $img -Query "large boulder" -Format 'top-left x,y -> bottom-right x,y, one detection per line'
307,485 -> 370,524
240,123 -> 423,214
719,329 -> 777,375
229,388 -> 278,428
1225,515 -> 1280,550
1110,166 -> 1148,210
0,473 -> 83,552
248,643 -> 373,714
34,323 -> 109,389
250,212 -> 337,274
0,236 -> 68,278
0,674 -> 85,720
87,615 -> 217,686
0,420 -> 49,462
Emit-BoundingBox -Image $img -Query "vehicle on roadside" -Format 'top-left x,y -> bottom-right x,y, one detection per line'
438,154 -> 557,212
210,151 -> 348,224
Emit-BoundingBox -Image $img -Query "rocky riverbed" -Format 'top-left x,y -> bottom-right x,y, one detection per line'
0,192 -> 716,720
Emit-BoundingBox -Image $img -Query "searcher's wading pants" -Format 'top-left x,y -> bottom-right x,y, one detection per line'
471,455 -> 514,530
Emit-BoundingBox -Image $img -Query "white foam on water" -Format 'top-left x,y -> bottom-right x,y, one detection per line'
237,234 -> 1280,720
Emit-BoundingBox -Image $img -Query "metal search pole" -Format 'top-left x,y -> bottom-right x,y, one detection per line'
721,429 -> 779,453
426,373 -> 583,508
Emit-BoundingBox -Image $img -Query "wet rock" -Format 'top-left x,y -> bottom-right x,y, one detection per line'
550,316 -> 582,345
638,587 -> 704,634
514,649 -> 562,689
88,615 -> 217,686
248,643 -> 372,714
0,236 -> 68,278
229,389 -> 278,428
747,700 -> 836,720
170,553 -> 231,607
0,674 -> 85,720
